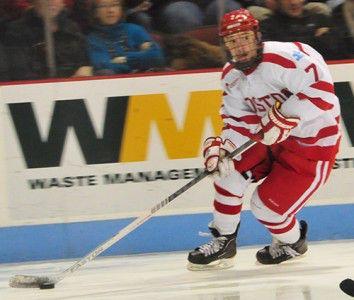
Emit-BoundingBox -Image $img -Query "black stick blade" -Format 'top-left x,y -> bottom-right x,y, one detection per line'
9,275 -> 54,289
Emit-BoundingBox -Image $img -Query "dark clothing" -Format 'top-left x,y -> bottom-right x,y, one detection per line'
69,0 -> 91,34
0,43 -> 10,82
4,9 -> 90,80
125,0 -> 148,8
260,11 -> 346,60
332,3 -> 354,59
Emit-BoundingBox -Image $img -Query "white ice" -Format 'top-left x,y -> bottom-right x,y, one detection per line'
1,240 -> 353,300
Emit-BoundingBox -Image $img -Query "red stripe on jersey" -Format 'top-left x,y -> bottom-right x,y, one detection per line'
214,200 -> 242,215
223,124 -> 255,139
290,161 -> 326,215
268,217 -> 296,234
297,92 -> 334,110
310,81 -> 335,94
221,114 -> 260,124
296,125 -> 339,144
262,53 -> 297,69
293,42 -> 309,56
221,64 -> 234,79
214,183 -> 242,198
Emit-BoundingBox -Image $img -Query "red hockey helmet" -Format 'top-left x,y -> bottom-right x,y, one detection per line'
219,9 -> 259,37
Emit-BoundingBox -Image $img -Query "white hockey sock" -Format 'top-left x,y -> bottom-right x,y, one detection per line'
272,219 -> 300,244
213,210 -> 241,235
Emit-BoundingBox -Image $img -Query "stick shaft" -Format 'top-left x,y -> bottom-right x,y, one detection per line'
54,139 -> 257,283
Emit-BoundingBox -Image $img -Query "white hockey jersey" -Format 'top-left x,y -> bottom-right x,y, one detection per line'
220,41 -> 341,161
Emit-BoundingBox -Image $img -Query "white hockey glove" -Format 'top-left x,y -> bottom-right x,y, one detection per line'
203,137 -> 237,177
258,104 -> 300,145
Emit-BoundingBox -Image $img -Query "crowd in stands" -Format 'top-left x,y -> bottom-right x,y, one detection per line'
0,0 -> 353,82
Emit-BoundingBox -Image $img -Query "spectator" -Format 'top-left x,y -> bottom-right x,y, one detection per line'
162,35 -> 225,70
155,0 -> 242,34
156,1 -> 204,34
0,0 -> 31,40
87,0 -> 165,75
68,0 -> 155,33
4,0 -> 92,80
260,0 -> 346,59
332,0 -> 354,58
247,0 -> 332,21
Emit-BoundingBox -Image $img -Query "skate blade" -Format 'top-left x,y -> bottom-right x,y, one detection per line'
187,257 -> 235,271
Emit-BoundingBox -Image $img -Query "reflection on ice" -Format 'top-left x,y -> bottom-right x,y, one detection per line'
0,240 -> 353,300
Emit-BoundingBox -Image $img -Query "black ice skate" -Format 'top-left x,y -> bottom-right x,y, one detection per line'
256,220 -> 308,265
187,223 -> 239,271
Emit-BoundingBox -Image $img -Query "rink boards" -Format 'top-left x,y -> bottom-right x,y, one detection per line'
0,62 -> 353,263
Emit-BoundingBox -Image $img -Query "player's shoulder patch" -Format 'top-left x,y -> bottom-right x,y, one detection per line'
292,50 -> 304,61
264,41 -> 302,58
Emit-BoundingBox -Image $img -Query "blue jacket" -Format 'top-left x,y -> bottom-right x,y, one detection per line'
88,22 -> 165,74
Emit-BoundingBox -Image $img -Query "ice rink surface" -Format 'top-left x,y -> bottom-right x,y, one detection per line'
1,240 -> 353,300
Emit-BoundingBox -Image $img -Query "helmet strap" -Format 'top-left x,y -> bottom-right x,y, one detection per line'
230,33 -> 263,72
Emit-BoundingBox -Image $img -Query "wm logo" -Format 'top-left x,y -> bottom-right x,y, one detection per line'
7,82 -> 354,169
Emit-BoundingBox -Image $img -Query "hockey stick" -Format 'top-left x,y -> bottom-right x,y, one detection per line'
9,139 -> 257,289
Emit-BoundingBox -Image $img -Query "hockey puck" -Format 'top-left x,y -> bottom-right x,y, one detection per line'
39,282 -> 55,290
339,278 -> 354,297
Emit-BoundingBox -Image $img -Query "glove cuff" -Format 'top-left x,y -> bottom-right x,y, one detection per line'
203,137 -> 222,157
269,105 -> 300,129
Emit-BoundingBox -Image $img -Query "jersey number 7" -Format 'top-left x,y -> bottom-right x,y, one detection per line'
305,63 -> 319,82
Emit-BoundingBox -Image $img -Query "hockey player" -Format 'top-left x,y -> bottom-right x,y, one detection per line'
188,8 -> 341,270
